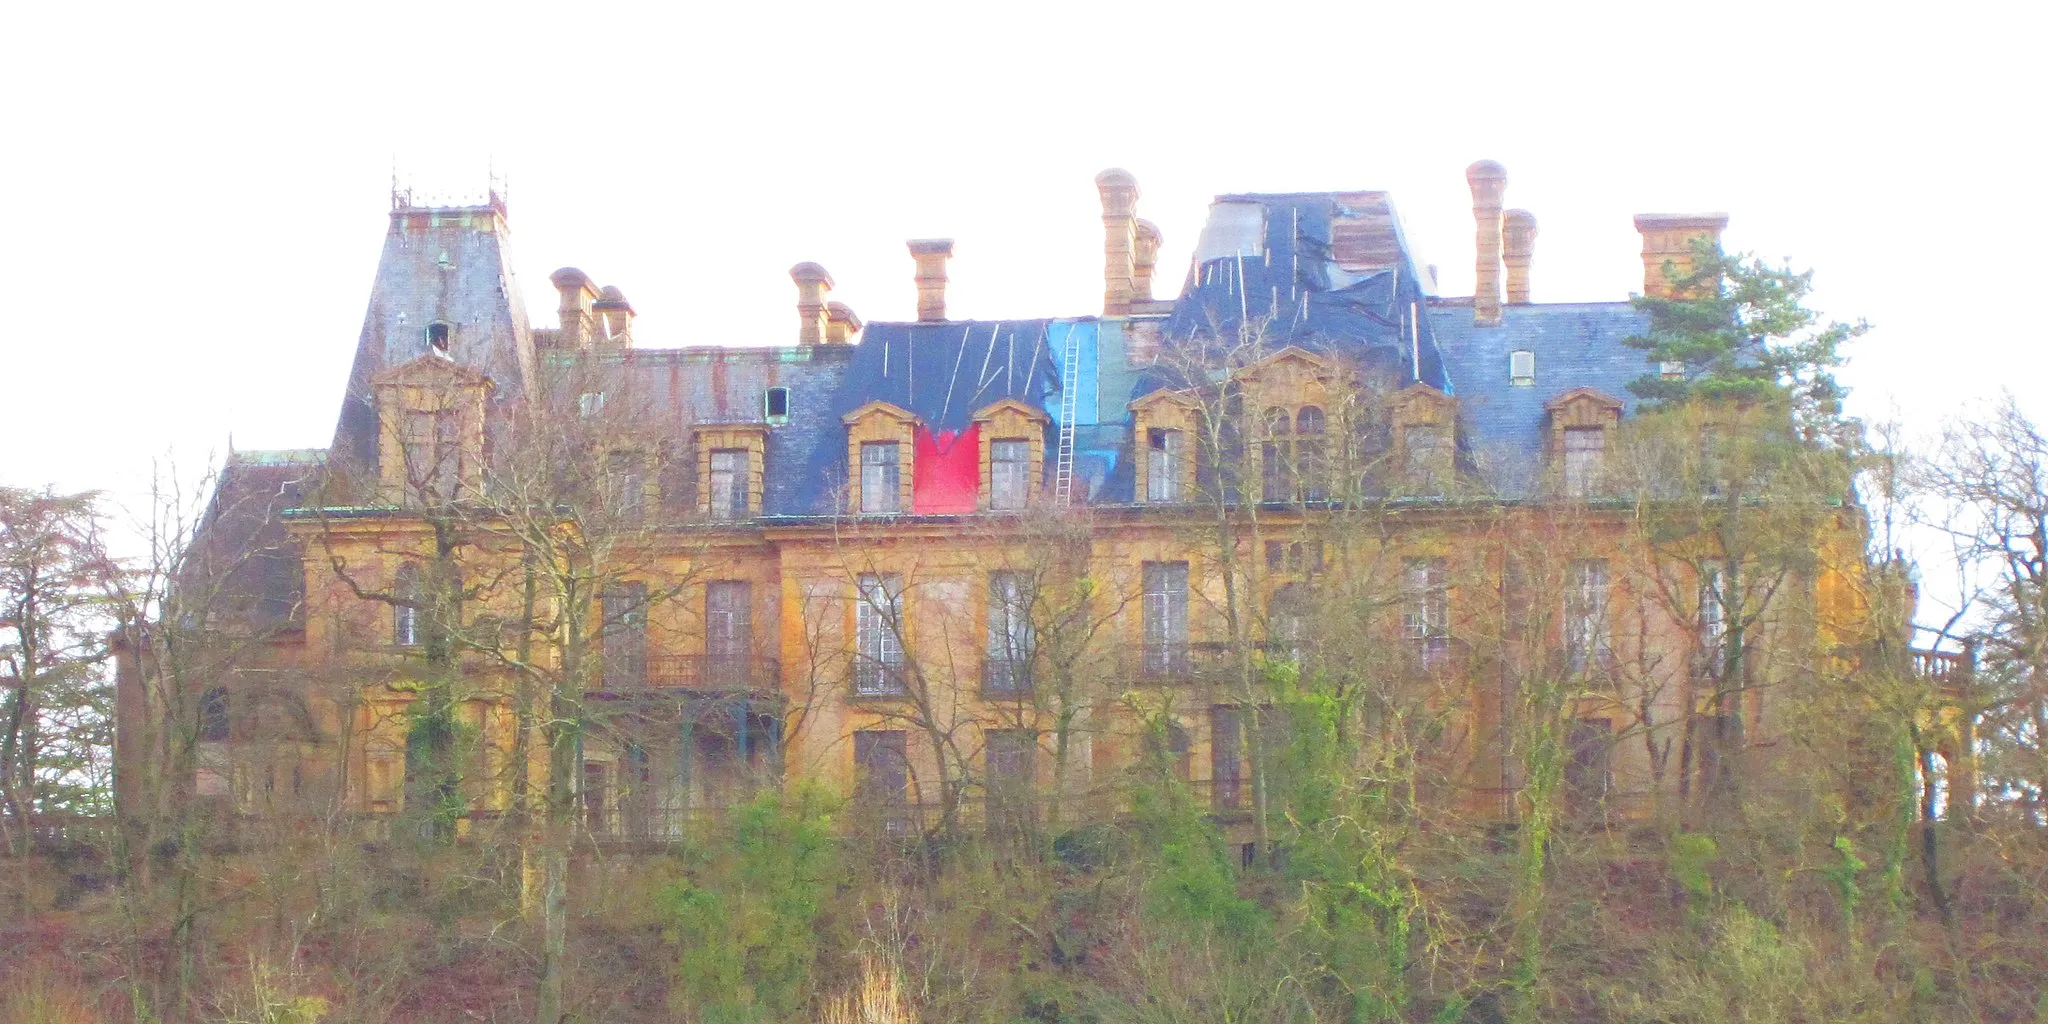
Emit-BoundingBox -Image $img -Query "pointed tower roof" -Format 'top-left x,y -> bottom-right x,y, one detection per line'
328,191 -> 535,474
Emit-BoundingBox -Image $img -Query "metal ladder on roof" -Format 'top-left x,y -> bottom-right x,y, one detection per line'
1052,325 -> 1083,508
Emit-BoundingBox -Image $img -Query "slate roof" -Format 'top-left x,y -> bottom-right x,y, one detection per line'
1431,301 -> 1652,497
182,449 -> 325,632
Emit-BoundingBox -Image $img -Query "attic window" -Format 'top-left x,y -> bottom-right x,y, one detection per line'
765,387 -> 790,423
1509,350 -> 1535,386
427,322 -> 451,352
1659,360 -> 1686,381
578,392 -> 606,418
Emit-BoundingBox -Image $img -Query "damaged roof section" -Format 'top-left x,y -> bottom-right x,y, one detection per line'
1157,192 -> 1449,401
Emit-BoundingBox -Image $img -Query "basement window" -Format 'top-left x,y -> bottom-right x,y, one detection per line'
427,321 -> 451,351
1509,350 -> 1535,386
765,386 -> 790,424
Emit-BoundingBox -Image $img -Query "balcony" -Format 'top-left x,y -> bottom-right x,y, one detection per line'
597,653 -> 781,694
981,657 -> 1034,699
1132,641 -> 1312,682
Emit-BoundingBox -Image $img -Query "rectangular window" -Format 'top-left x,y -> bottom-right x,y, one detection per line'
1265,540 -> 1323,575
1510,350 -> 1536,385
854,573 -> 906,695
1146,428 -> 1183,502
1699,560 -> 1726,678
1262,439 -> 1293,502
989,439 -> 1031,510
602,582 -> 648,688
706,581 -> 752,687
985,729 -> 1037,800
860,442 -> 901,514
1403,557 -> 1449,670
985,572 -> 1034,696
1142,561 -> 1190,678
709,449 -> 747,520
854,729 -> 908,805
393,564 -> 420,646
199,687 -> 231,743
401,409 -> 460,504
1210,706 -> 1243,810
611,451 -> 647,523
1563,427 -> 1605,497
1566,559 -> 1610,674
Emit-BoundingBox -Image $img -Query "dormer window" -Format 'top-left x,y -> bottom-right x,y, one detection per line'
1562,427 -> 1605,497
427,322 -> 451,352
708,450 -> 747,520
373,354 -> 492,506
860,442 -> 902,513
1659,361 -> 1686,381
1147,428 -> 1184,502
1510,350 -> 1535,386
765,386 -> 791,424
401,408 -> 461,505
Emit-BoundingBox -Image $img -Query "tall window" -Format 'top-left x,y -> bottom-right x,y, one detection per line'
1562,427 -> 1605,497
1403,557 -> 1450,670
1295,406 -> 1327,501
401,408 -> 460,505
602,582 -> 648,688
1146,428 -> 1183,502
611,451 -> 647,523
1210,706 -> 1243,809
709,449 -> 747,520
1698,560 -> 1727,678
854,573 -> 906,695
1565,559 -> 1610,674
706,581 -> 752,687
1405,424 -> 1450,492
860,442 -> 901,513
985,571 -> 1034,696
393,562 -> 420,646
989,439 -> 1030,511
583,762 -> 609,835
1268,584 -> 1309,663
1142,561 -> 1190,677
985,729 -> 1037,802
854,730 -> 908,806
1144,720 -> 1193,782
1262,406 -> 1293,502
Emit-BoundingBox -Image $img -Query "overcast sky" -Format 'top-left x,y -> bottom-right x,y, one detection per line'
4,1 -> 2040,534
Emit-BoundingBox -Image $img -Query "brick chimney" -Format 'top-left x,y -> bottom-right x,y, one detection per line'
550,267 -> 599,348
825,301 -> 862,345
1633,213 -> 1729,299
593,285 -> 635,344
1132,219 -> 1162,303
908,239 -> 953,322
1465,161 -> 1507,326
1502,210 -> 1537,305
790,262 -> 833,344
1095,168 -> 1139,315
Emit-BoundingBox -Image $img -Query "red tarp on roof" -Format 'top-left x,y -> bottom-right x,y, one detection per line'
912,424 -> 979,514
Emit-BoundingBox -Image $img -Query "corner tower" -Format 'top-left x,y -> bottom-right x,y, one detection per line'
328,189 -> 536,478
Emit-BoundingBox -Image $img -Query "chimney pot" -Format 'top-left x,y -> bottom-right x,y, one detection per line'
907,239 -> 954,322
825,301 -> 862,345
1095,168 -> 1141,315
1465,161 -> 1508,326
1502,210 -> 1537,305
790,262 -> 834,344
549,267 -> 600,347
1632,213 -> 1728,299
1133,219 -> 1162,303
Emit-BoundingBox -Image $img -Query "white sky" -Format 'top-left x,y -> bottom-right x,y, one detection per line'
4,0 -> 2042,542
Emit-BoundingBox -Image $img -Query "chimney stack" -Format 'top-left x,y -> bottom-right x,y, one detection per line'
1095,168 -> 1140,315
908,239 -> 954,322
593,285 -> 635,344
1465,160 -> 1507,326
1632,213 -> 1729,299
550,267 -> 599,348
1132,219 -> 1162,303
825,301 -> 862,345
790,262 -> 833,344
1502,210 -> 1537,305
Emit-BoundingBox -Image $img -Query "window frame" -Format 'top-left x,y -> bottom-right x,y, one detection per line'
1141,561 -> 1191,678
988,438 -> 1031,511
859,441 -> 902,514
708,448 -> 748,520
854,573 -> 907,696
984,571 -> 1035,696
1146,428 -> 1184,503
